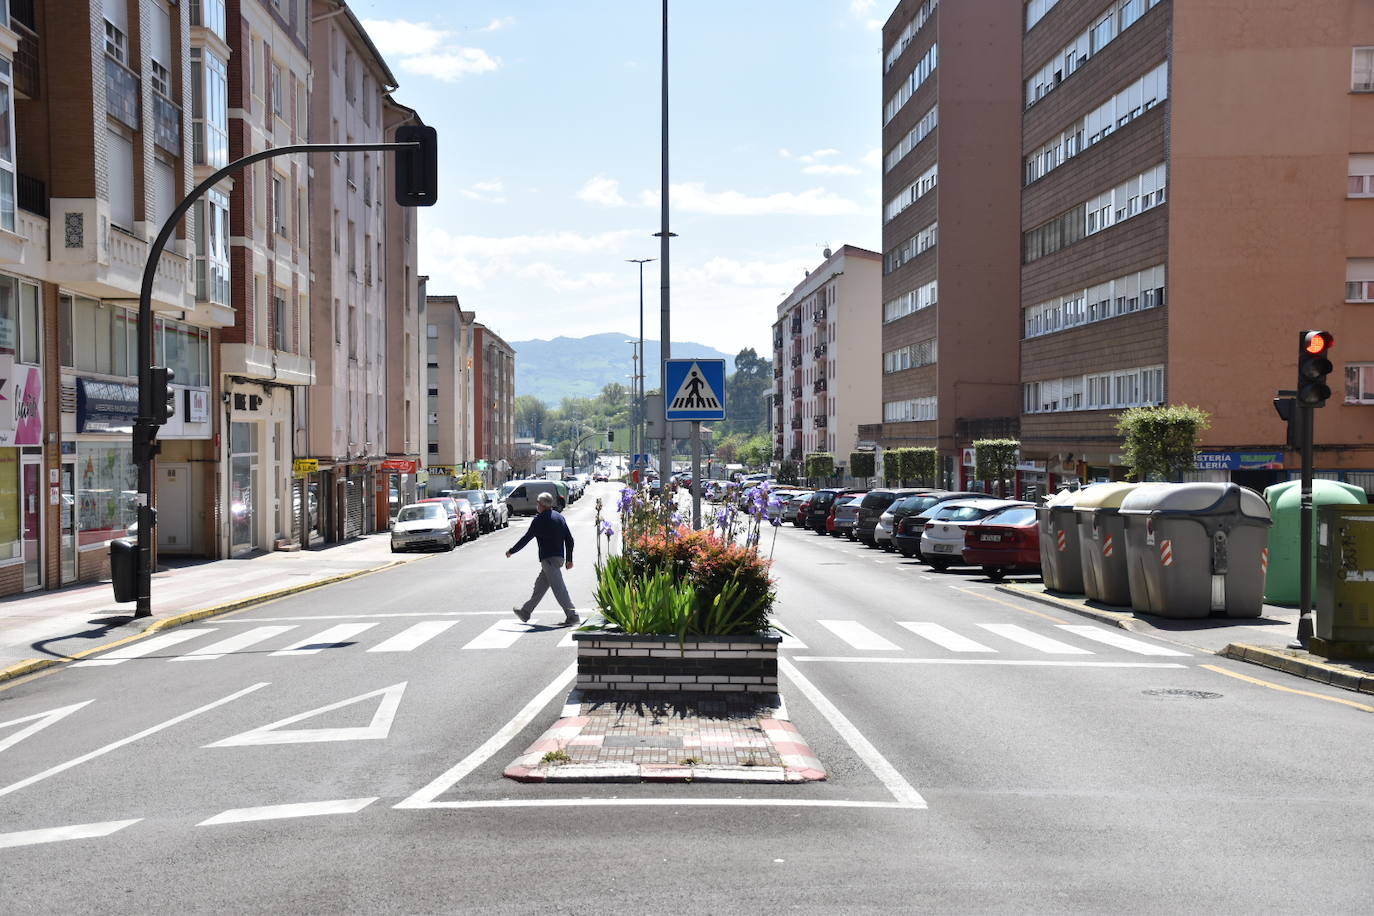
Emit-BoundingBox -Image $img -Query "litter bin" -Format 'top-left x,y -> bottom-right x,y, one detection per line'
1037,487 -> 1091,594
110,537 -> 138,603
1119,482 -> 1272,618
1263,479 -> 1366,605
1313,504 -> 1374,659
1074,482 -> 1158,606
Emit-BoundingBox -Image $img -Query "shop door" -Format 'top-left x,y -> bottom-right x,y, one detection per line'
344,476 -> 363,539
158,463 -> 191,552
230,422 -> 259,556
60,462 -> 77,584
20,459 -> 40,591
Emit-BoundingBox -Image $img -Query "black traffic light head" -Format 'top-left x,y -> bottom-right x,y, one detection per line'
394,124 -> 438,207
1297,330 -> 1335,407
150,366 -> 176,424
607,429 -> 614,443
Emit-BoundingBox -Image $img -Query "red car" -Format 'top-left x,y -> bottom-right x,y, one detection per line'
451,498 -> 481,542
792,494 -> 814,527
416,496 -> 480,544
961,504 -> 1041,581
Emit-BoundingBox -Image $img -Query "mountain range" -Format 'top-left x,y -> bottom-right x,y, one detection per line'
510,333 -> 736,406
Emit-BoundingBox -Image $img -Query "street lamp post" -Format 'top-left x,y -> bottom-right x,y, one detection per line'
626,257 -> 655,478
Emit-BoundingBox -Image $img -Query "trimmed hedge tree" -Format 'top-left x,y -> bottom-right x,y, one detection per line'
1117,405 -> 1211,481
882,450 -> 900,484
973,439 -> 1019,498
850,451 -> 876,482
804,452 -> 835,485
777,459 -> 799,485
896,447 -> 937,486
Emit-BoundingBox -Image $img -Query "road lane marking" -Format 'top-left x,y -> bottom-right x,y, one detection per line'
197,798 -> 378,826
951,587 -> 1066,623
71,629 -> 218,667
0,819 -> 142,849
367,621 -> 459,652
0,701 -> 94,754
214,611 -> 509,622
395,662 -> 577,808
269,623 -> 378,656
556,629 -> 577,648
793,657 -> 1186,668
896,622 -> 995,653
1057,625 -> 1190,657
461,620 -> 529,650
818,620 -> 901,651
778,657 -> 926,808
1200,664 -> 1374,712
979,624 -> 1093,654
412,798 -> 914,810
0,683 -> 269,799
171,625 -> 298,661
206,682 -> 407,747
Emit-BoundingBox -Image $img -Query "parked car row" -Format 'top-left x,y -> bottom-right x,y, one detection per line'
783,487 -> 1042,580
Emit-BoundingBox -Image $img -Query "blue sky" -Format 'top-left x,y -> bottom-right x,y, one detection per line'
352,1 -> 887,356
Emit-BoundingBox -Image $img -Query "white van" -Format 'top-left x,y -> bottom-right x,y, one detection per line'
504,479 -> 569,515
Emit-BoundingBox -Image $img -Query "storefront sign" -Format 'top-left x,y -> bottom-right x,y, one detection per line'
1194,451 -> 1285,471
76,378 -> 138,433
1016,460 -> 1047,472
293,458 -> 320,476
428,465 -> 458,475
962,448 -> 975,467
185,389 -> 209,423
379,458 -> 418,473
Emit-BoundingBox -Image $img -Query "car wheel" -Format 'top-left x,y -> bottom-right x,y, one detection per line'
898,547 -> 914,559
390,544 -> 401,553
983,567 -> 1006,581
445,534 -> 457,551
929,559 -> 949,571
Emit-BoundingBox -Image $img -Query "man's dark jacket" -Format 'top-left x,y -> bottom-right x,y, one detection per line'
509,509 -> 574,562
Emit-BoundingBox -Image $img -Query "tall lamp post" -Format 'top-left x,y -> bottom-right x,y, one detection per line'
626,257 -> 655,477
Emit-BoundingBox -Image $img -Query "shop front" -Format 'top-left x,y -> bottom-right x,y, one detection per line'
70,377 -> 138,585
223,381 -> 294,557
376,458 -> 419,526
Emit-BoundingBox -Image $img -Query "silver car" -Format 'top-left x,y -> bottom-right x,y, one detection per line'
484,489 -> 509,528
391,503 -> 457,552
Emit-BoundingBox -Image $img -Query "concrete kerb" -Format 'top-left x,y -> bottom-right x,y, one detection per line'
1218,643 -> 1374,696
0,557 -> 414,687
994,583 -> 1137,630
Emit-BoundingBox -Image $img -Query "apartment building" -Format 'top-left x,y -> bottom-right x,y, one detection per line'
423,295 -> 475,492
305,0 -> 393,541
869,0 -> 1024,488
1017,0 -> 1374,493
771,246 -> 882,469
473,323 -> 515,485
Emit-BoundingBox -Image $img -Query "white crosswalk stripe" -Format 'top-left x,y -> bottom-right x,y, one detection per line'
977,623 -> 1093,654
171,626 -> 298,661
367,621 -> 459,653
270,623 -> 379,656
72,629 -> 218,667
461,620 -> 529,650
896,621 -> 996,653
818,620 -> 901,651
1055,625 -> 1191,656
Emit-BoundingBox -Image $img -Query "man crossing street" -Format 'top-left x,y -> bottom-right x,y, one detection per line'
506,491 -> 579,625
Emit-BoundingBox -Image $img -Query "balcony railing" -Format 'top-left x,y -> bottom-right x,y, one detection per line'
813,378 -> 827,394
813,343 -> 827,359
774,447 -> 784,461
152,92 -> 182,155
773,365 -> 783,378
790,355 -> 802,368
814,308 -> 827,324
790,417 -> 803,429
814,415 -> 828,428
790,447 -> 803,460
773,336 -> 783,350
16,173 -> 45,217
105,56 -> 140,129
788,386 -> 799,401
13,14 -> 38,100
790,318 -> 802,335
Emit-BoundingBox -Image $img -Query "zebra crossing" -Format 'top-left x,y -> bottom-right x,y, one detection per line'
807,619 -> 1190,659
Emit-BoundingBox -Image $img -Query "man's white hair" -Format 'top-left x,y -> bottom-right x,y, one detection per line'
536,492 -> 555,507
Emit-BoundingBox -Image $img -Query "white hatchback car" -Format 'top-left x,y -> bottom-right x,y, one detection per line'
919,499 -> 1032,570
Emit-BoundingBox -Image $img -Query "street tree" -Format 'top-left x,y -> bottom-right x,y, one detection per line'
1117,405 -> 1211,481
973,439 -> 1019,498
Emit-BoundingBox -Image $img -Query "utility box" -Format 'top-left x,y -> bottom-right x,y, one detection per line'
1313,504 -> 1374,659
1075,482 -> 1158,606
110,538 -> 138,603
1263,479 -> 1366,605
1119,483 -> 1272,618
1037,487 -> 1091,594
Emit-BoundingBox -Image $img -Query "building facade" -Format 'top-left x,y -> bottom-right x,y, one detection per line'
472,323 -> 514,486
771,246 -> 882,470
423,294 -> 475,492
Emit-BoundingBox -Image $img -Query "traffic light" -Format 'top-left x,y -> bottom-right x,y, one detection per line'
607,429 -> 614,443
394,124 -> 438,207
150,366 -> 176,424
1297,330 -> 1335,407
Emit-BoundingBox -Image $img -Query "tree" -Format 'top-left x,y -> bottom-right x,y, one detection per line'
882,450 -> 900,484
973,439 -> 1019,498
739,433 -> 773,469
777,460 -> 799,485
515,395 -> 548,440
1117,405 -> 1211,481
896,447 -> 937,486
850,451 -> 875,481
720,348 -> 772,438
804,452 -> 834,485
456,469 -> 484,490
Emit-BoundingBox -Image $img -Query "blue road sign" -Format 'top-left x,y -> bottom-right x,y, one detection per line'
631,453 -> 651,469
664,359 -> 726,421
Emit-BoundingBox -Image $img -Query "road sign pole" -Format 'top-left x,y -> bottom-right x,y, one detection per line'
691,421 -> 702,529
1293,404 -> 1315,648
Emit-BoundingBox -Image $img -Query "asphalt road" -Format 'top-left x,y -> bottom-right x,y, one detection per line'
1,483 -> 1372,914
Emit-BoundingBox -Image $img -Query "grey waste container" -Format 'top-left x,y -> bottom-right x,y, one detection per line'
110,537 -> 138,603
1037,487 -> 1090,594
1074,482 -> 1157,606
1119,483 -> 1272,618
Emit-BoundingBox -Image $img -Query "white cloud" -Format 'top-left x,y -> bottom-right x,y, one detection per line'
360,19 -> 500,82
862,148 -> 881,168
576,175 -> 627,207
420,226 -> 638,291
778,148 -> 793,159
473,180 -> 504,193
640,183 -> 862,216
798,149 -> 841,164
802,163 -> 861,176
480,17 -> 515,32
849,0 -> 876,13
457,179 -> 505,203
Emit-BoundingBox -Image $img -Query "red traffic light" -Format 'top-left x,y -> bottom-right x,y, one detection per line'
1302,330 -> 1333,355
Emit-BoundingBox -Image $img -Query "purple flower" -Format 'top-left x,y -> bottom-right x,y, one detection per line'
671,512 -> 682,525
716,508 -> 730,526
770,516 -> 783,527
767,496 -> 783,510
600,521 -> 615,537
618,488 -> 635,511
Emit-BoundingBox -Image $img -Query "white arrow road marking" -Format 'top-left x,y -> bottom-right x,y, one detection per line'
197,798 -> 377,826
461,620 -> 528,650
269,623 -> 378,656
171,626 -> 298,661
205,682 -> 407,747
978,623 -> 1093,654
0,683 -> 269,799
72,629 -> 217,667
1056,625 -> 1191,656
0,701 -> 94,754
896,622 -> 996,653
0,819 -> 141,849
818,620 -> 901,651
367,621 -> 458,653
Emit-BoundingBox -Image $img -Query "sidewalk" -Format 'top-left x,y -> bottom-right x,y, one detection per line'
997,582 -> 1374,696
0,533 -> 429,683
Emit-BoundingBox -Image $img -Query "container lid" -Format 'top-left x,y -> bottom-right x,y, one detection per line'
1044,487 -> 1091,509
1266,478 -> 1368,510
1072,482 -> 1158,511
1118,482 -> 1270,519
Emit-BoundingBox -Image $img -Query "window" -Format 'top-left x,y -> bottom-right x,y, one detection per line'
885,0 -> 937,72
334,299 -> 342,343
1024,164 -> 1165,263
345,50 -> 355,103
885,221 -> 938,273
883,337 -> 938,373
272,176 -> 287,236
271,63 -> 283,116
191,48 -> 229,167
0,274 -> 39,363
106,127 -> 135,230
150,60 -> 170,97
274,290 -> 288,352
104,20 -> 127,64
1347,260 -> 1374,302
348,304 -> 358,359
1354,48 -> 1374,92
883,397 -> 937,422
884,163 -> 938,222
364,233 -> 372,285
191,0 -> 228,41
1026,0 -> 1060,31
884,44 -> 938,125
1344,364 -> 1374,403
332,209 -> 340,254
0,60 -> 14,232
1025,0 -> 1162,108
347,220 -> 356,275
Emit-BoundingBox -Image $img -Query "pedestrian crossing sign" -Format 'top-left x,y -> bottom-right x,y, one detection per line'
664,358 -> 726,421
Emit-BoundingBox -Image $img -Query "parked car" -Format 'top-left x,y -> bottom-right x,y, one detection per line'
832,494 -> 866,539
390,502 -> 457,552
767,489 -> 802,521
593,471 -> 609,482
806,488 -> 865,534
414,497 -> 462,545
782,491 -> 813,523
961,504 -> 1042,580
484,489 -> 510,529
505,480 -> 568,515
919,499 -> 1032,571
792,493 -> 815,527
888,492 -> 985,557
448,489 -> 498,533
855,488 -> 924,547
451,498 -> 481,542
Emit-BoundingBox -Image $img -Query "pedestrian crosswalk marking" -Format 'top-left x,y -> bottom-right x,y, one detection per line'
0,819 -> 142,849
976,624 -> 1093,654
368,621 -> 459,653
269,623 -> 378,656
818,620 -> 901,651
896,622 -> 995,653
0,701 -> 93,755
667,361 -> 722,412
72,629 -> 217,667
462,620 -> 529,650
171,626 -> 298,662
205,682 -> 407,747
1055,625 -> 1190,657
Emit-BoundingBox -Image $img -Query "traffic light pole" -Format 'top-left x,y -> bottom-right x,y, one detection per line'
1294,404 -> 1315,647
131,141 -> 420,618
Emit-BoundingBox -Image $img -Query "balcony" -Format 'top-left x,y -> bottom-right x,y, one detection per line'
813,343 -> 827,359
773,335 -> 783,350
774,365 -> 783,379
813,378 -> 827,394
152,92 -> 182,156
221,342 -> 315,386
17,174 -> 45,217
12,3 -> 38,100
790,354 -> 802,368
790,447 -> 802,461
774,447 -> 784,461
814,415 -> 828,428
790,318 -> 803,335
105,55 -> 140,130
791,417 -> 803,430
814,308 -> 827,324
791,386 -> 802,401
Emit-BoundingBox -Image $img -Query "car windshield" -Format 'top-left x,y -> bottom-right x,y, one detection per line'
453,499 -> 472,512
398,505 -> 445,522
983,506 -> 1037,526
902,495 -> 940,513
844,496 -> 865,507
941,505 -> 994,522
456,490 -> 485,504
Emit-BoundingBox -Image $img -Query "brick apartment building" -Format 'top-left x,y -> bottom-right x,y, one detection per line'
473,323 -> 515,486
422,294 -> 476,493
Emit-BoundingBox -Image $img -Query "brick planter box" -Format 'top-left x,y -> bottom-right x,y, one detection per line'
573,618 -> 781,693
